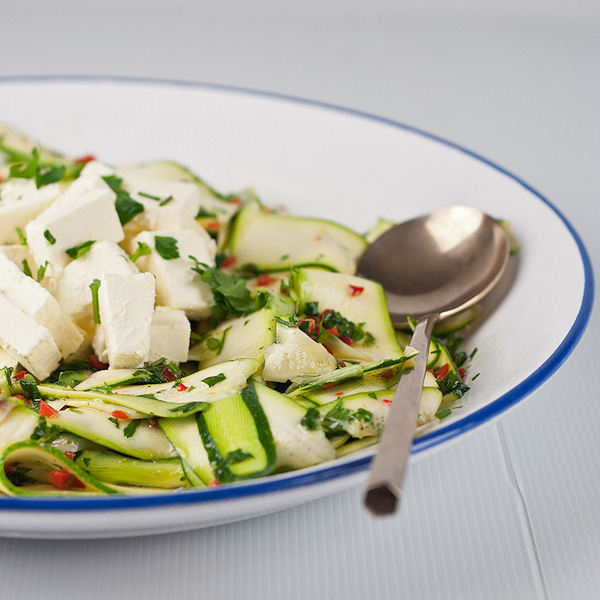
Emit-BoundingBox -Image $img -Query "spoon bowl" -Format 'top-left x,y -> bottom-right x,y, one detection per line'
357,205 -> 510,515
358,205 -> 510,325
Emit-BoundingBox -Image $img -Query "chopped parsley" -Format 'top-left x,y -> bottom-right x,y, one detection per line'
190,257 -> 267,322
138,191 -> 161,201
196,206 -> 217,219
16,227 -> 27,245
44,229 -> 56,245
66,240 -> 95,259
123,419 -> 142,438
300,407 -> 321,431
36,261 -> 49,282
130,241 -> 151,262
9,148 -> 66,188
108,416 -> 120,428
202,373 -> 226,387
103,175 -> 144,225
154,235 -> 179,260
89,279 -> 101,324
21,259 -> 33,278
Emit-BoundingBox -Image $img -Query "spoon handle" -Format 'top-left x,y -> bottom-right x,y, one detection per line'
364,313 -> 437,515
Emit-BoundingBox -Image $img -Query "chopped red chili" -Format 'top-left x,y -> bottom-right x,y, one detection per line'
148,420 -> 158,429
73,154 -> 96,165
13,393 -> 32,407
13,370 -> 26,381
220,255 -> 236,269
324,326 -> 339,336
177,383 -> 188,392
39,400 -> 58,418
339,335 -> 354,346
162,366 -> 178,382
434,364 -> 450,381
348,285 -> 364,297
382,398 -> 393,407
111,410 -> 129,419
48,469 -> 85,490
257,273 -> 278,287
205,220 -> 220,232
88,355 -> 108,370
323,382 -> 338,390
458,367 -> 465,379
380,369 -> 395,380
64,451 -> 76,460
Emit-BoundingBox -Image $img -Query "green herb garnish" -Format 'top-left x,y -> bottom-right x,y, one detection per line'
16,227 -> 27,245
89,279 -> 101,324
44,229 -> 56,245
123,419 -> 142,438
103,175 -> 144,225
66,240 -> 95,259
202,373 -> 226,387
154,236 -> 179,260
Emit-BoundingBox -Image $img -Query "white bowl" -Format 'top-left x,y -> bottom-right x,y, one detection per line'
0,77 -> 593,539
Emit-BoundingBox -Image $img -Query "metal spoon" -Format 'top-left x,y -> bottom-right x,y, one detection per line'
357,205 -> 510,516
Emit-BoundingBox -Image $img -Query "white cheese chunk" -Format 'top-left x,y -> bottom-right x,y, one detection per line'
25,175 -> 124,270
148,306 -> 191,364
0,292 -> 62,380
0,180 -> 61,244
54,240 -> 139,319
132,229 -> 215,319
96,273 -> 155,369
79,160 -> 115,178
0,347 -> 19,370
0,244 -> 32,267
0,253 -> 83,359
123,179 -> 216,236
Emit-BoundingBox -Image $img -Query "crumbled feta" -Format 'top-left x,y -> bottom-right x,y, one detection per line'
148,307 -> 191,364
0,291 -> 62,380
25,175 -> 124,270
94,273 -> 155,369
0,179 -> 61,244
54,240 -> 139,320
132,229 -> 216,319
0,253 -> 84,359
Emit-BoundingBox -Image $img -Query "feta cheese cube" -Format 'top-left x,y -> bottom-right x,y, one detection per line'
132,229 -> 215,319
54,240 -> 139,319
0,179 -> 61,244
0,244 -> 32,267
0,292 -> 62,380
148,307 -> 191,364
96,273 -> 155,369
124,179 -> 213,235
0,253 -> 84,359
25,175 -> 124,270
0,347 -> 19,370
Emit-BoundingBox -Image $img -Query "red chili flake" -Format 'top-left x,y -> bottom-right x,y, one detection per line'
339,335 -> 354,346
73,154 -> 96,165
315,235 -> 322,241
458,367 -> 465,379
434,364 -> 450,381
380,369 -> 395,380
148,420 -> 159,429
48,469 -> 85,490
382,398 -> 393,407
177,383 -> 188,392
14,370 -> 26,381
230,197 -> 241,205
111,410 -> 129,420
88,355 -> 108,371
324,326 -> 339,336
208,479 -> 222,487
162,366 -> 178,382
220,255 -> 236,269
335,392 -> 344,397
64,451 -> 76,460
13,393 -> 32,407
257,273 -> 278,287
205,220 -> 220,232
4,463 -> 18,474
348,285 -> 364,297
298,317 -> 318,336
323,382 -> 338,390
39,400 -> 58,418
338,360 -> 346,368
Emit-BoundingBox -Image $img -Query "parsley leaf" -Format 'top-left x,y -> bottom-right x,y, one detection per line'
129,241 -> 152,262
89,279 -> 101,324
8,148 -> 66,188
103,175 -> 145,225
66,240 -> 95,259
202,373 -> 226,387
44,229 -> 56,245
300,407 -> 321,431
154,236 -> 179,260
123,419 -> 142,438
190,257 -> 267,320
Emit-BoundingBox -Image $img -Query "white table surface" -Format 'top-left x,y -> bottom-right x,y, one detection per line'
1,4 -> 598,599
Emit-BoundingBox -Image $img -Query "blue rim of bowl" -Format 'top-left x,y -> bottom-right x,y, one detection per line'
0,75 -> 594,512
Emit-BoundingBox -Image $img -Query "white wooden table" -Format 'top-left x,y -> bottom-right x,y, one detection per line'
1,4 -> 598,598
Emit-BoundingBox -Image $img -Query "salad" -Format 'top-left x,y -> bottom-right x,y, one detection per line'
0,122 -> 474,496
